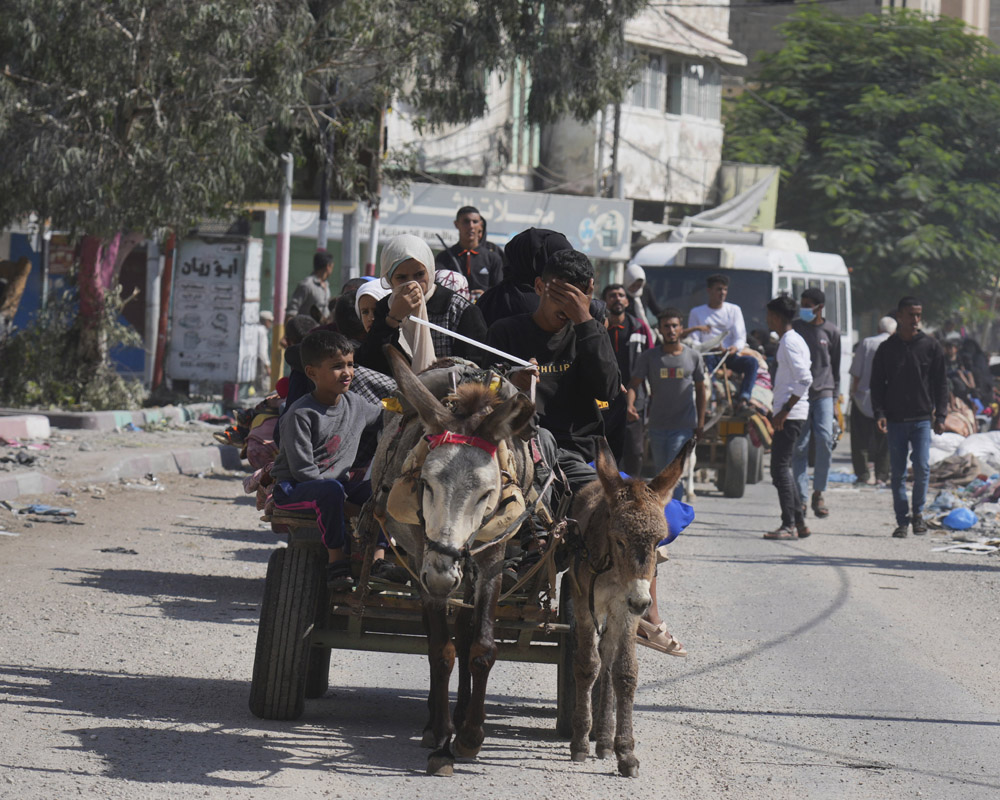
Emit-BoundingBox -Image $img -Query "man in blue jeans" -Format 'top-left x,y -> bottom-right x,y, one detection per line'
792,287 -> 841,519
628,308 -> 706,499
869,297 -> 948,538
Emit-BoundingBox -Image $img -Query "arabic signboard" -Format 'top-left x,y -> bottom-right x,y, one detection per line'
265,182 -> 633,260
167,237 -> 262,384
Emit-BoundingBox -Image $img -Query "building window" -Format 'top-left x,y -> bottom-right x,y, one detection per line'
628,51 -> 666,111
630,50 -> 721,120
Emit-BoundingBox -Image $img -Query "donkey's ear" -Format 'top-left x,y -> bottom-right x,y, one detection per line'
384,345 -> 451,433
476,392 -> 535,444
595,437 -> 624,498
648,437 -> 696,503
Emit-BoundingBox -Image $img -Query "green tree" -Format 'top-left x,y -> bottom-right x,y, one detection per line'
0,1 -> 644,404
724,9 -> 1000,318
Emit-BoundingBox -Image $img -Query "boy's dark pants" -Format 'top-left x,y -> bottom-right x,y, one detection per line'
770,419 -> 805,527
273,477 -> 375,551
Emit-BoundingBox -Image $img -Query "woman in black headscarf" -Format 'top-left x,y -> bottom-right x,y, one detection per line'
475,227 -> 573,326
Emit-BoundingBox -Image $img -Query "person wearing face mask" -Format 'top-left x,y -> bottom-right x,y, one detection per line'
791,287 -> 841,520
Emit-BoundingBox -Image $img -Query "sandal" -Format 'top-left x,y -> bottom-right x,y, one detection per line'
763,526 -> 796,540
636,619 -> 687,657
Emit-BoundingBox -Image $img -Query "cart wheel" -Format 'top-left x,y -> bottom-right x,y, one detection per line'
556,573 -> 576,739
746,440 -> 764,485
304,578 -> 331,699
249,544 -> 324,720
722,435 -> 748,498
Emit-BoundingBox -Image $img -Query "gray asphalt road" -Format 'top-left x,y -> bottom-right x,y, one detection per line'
1,446 -> 997,799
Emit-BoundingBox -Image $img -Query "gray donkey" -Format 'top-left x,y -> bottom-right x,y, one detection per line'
362,348 -> 535,776
568,437 -> 694,777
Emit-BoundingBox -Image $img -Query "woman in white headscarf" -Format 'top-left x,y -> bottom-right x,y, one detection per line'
354,280 -> 391,334
355,234 -> 488,376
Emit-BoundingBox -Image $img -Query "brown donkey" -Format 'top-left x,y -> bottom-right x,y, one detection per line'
567,437 -> 694,777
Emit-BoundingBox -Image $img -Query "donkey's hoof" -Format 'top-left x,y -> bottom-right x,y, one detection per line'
570,751 -> 588,763
427,754 -> 454,777
453,738 -> 481,759
618,756 -> 640,778
420,729 -> 437,749
596,746 -> 613,760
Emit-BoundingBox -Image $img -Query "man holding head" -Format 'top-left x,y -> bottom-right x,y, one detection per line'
870,297 -> 948,538
434,205 -> 503,296
487,249 -> 620,481
286,252 -> 334,321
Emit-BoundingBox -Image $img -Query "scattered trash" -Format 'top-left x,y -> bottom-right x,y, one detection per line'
0,438 -> 51,450
122,422 -> 142,432
175,514 -> 198,520
942,508 -> 978,530
78,441 -> 95,452
80,485 -> 105,497
0,531 -> 19,537
56,488 -> 74,497
0,451 -> 40,466
27,516 -> 84,525
931,540 -> 999,555
20,503 -> 76,517
928,491 -> 961,512
98,547 -> 138,555
828,470 -> 858,484
119,474 -> 163,492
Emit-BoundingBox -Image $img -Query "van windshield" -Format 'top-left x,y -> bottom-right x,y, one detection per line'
641,267 -> 772,343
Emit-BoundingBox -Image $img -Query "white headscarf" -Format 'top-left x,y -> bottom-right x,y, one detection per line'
378,235 -> 437,372
624,262 -> 647,322
354,280 -> 391,319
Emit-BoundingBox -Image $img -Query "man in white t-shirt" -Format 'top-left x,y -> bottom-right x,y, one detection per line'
764,294 -> 813,540
685,274 -> 758,410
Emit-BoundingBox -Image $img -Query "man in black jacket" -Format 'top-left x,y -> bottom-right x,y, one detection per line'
487,248 -> 620,490
434,206 -> 503,297
870,296 -> 948,538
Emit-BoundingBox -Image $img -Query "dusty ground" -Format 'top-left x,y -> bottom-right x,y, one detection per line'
0,443 -> 998,799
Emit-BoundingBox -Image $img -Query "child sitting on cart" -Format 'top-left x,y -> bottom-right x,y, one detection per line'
270,329 -> 400,591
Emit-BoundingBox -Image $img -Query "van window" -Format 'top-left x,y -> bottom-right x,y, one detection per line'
825,280 -> 841,330
778,275 -> 789,292
791,277 -> 806,300
838,281 -> 849,332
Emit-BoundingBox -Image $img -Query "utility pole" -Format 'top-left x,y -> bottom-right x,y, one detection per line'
270,153 -> 293,388
317,79 -> 338,254
364,104 -> 386,276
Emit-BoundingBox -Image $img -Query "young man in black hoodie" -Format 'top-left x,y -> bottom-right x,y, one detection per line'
486,248 -> 621,490
870,296 -> 948,538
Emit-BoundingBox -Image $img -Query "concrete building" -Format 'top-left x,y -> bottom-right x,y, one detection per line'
729,0 -> 988,83
386,2 -> 746,222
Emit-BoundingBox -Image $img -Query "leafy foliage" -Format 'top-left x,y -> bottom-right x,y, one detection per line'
724,10 -> 1000,316
0,284 -> 144,410
0,1 -> 310,237
0,1 -> 647,230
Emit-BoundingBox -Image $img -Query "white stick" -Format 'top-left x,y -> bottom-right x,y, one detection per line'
406,315 -> 533,367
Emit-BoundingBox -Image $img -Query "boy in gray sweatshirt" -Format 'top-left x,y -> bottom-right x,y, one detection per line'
271,330 -> 390,590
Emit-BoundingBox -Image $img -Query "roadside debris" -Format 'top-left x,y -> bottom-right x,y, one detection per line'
98,546 -> 138,555
119,474 -> 163,492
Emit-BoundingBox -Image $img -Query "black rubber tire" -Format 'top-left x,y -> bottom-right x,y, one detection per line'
722,435 -> 749,498
304,576 -> 331,699
249,545 -> 323,720
555,573 -> 576,739
746,440 -> 765,485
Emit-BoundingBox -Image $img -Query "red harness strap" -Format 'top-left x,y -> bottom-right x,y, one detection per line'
425,430 -> 497,457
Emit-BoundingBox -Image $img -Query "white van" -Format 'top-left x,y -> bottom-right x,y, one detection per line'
628,228 -> 854,394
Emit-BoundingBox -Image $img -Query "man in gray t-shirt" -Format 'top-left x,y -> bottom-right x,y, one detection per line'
627,309 -> 706,476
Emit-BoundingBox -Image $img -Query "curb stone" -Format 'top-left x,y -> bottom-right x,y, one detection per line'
0,444 -> 244,502
0,402 -> 226,433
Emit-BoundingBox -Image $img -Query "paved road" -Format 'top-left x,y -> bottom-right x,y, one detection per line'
1,447 -> 997,799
